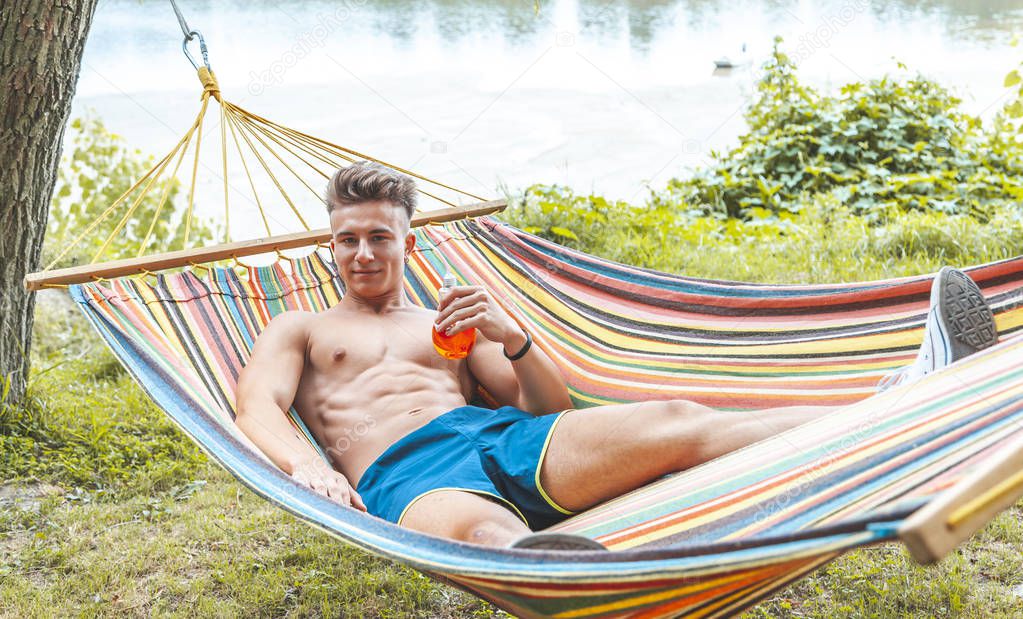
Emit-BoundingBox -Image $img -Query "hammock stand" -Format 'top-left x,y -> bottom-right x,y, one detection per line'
24,28 -> 1023,619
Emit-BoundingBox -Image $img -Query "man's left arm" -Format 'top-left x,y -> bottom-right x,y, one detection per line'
435,285 -> 572,415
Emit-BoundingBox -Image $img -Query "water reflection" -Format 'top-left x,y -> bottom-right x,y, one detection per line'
215,0 -> 1022,49
356,0 -> 1023,46
77,0 -> 1022,234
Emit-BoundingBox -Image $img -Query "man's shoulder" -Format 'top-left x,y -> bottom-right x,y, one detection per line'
259,310 -> 316,343
245,311 -> 315,365
266,309 -> 317,328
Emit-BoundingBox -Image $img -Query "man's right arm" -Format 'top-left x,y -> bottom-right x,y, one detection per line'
235,312 -> 319,473
235,312 -> 366,510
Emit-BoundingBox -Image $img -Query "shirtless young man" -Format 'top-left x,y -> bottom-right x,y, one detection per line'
235,162 -> 999,550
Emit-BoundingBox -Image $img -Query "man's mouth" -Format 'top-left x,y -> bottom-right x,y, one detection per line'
352,270 -> 380,275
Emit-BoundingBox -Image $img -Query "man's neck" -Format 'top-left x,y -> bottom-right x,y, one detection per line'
340,289 -> 413,315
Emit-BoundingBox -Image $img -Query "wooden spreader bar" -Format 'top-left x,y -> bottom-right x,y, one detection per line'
899,435 -> 1023,564
24,199 -> 506,291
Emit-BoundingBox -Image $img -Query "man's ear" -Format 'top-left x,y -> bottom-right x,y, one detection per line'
404,231 -> 416,257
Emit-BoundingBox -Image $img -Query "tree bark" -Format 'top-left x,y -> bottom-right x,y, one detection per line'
0,1 -> 98,403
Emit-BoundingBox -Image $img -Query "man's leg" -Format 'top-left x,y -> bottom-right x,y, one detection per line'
539,266 -> 1002,513
539,400 -> 836,512
400,489 -> 532,547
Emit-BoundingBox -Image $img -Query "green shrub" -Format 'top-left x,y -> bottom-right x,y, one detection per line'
652,38 -> 1023,220
2,361 -> 207,499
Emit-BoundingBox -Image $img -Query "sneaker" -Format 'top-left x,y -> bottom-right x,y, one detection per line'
509,532 -> 608,552
880,267 -> 998,390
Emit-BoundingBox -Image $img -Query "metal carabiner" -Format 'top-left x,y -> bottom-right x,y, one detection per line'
182,30 -> 211,71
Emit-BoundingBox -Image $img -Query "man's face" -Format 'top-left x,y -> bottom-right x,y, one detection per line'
329,201 -> 415,298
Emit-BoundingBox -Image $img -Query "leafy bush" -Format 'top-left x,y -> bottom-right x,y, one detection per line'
3,293 -> 207,498
44,116 -> 215,269
504,184 -> 693,268
503,39 -> 1023,283
1003,50 -> 1023,120
652,38 -> 1023,219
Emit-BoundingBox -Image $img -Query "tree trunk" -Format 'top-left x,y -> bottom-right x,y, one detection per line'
0,1 -> 98,403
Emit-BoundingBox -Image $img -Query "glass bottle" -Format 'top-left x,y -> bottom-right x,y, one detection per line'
432,271 -> 477,359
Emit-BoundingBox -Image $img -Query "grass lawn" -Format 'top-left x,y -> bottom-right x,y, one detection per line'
0,469 -> 500,618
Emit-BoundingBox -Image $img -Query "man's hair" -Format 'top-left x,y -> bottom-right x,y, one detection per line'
325,161 -> 417,222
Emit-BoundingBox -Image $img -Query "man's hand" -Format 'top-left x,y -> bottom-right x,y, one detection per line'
435,286 -> 525,352
440,285 -> 573,414
290,458 -> 367,511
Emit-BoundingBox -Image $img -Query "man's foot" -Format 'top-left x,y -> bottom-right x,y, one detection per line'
510,532 -> 608,552
880,267 -> 998,390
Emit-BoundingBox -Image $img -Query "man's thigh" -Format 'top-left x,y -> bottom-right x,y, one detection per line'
538,400 -> 705,512
400,489 -> 531,546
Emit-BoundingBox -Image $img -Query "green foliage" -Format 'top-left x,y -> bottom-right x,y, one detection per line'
44,116 -> 215,269
1003,38 -> 1023,120
7,114 -> 219,494
504,186 -> 1023,283
505,184 -> 694,269
0,292 -> 205,498
653,37 -> 1023,220
0,473 -> 501,617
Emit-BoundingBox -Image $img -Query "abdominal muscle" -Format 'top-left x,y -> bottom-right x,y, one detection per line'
291,339 -> 474,488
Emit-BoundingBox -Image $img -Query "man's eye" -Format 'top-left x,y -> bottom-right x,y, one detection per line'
340,238 -> 356,245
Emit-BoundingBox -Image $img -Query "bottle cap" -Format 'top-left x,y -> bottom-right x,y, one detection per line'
441,271 -> 458,290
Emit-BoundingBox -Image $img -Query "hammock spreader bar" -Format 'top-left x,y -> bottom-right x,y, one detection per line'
23,199 -> 505,290
900,432 -> 1023,563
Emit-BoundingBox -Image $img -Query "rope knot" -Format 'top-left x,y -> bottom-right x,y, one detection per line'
197,67 -> 221,102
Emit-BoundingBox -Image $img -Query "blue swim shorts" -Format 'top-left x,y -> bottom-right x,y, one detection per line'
356,405 -> 577,530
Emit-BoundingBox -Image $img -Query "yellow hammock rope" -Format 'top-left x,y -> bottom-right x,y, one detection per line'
39,67 -> 494,282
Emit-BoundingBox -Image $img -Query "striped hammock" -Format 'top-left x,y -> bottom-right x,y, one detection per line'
71,217 -> 1023,618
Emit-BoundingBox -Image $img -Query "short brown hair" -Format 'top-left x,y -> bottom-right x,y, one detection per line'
325,161 -> 417,221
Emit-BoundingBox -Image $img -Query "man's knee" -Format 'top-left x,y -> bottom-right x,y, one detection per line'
460,517 -> 527,547
661,399 -> 693,414
655,399 -> 717,450
655,399 -> 707,424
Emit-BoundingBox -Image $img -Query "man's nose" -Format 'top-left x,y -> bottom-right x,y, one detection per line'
355,240 -> 373,262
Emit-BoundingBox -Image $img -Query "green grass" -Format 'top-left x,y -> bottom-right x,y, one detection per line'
0,470 -> 496,618
503,188 -> 1023,285
748,506 -> 1023,618
3,209 -> 1023,617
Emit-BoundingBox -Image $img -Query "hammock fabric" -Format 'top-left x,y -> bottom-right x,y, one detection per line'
70,217 -> 1023,618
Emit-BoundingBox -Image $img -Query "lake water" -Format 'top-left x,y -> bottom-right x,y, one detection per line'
73,0 -> 1023,239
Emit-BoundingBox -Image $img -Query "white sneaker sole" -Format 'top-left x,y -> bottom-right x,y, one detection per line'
934,267 -> 998,363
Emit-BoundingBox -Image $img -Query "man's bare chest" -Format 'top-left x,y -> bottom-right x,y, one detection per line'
304,313 -> 443,375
